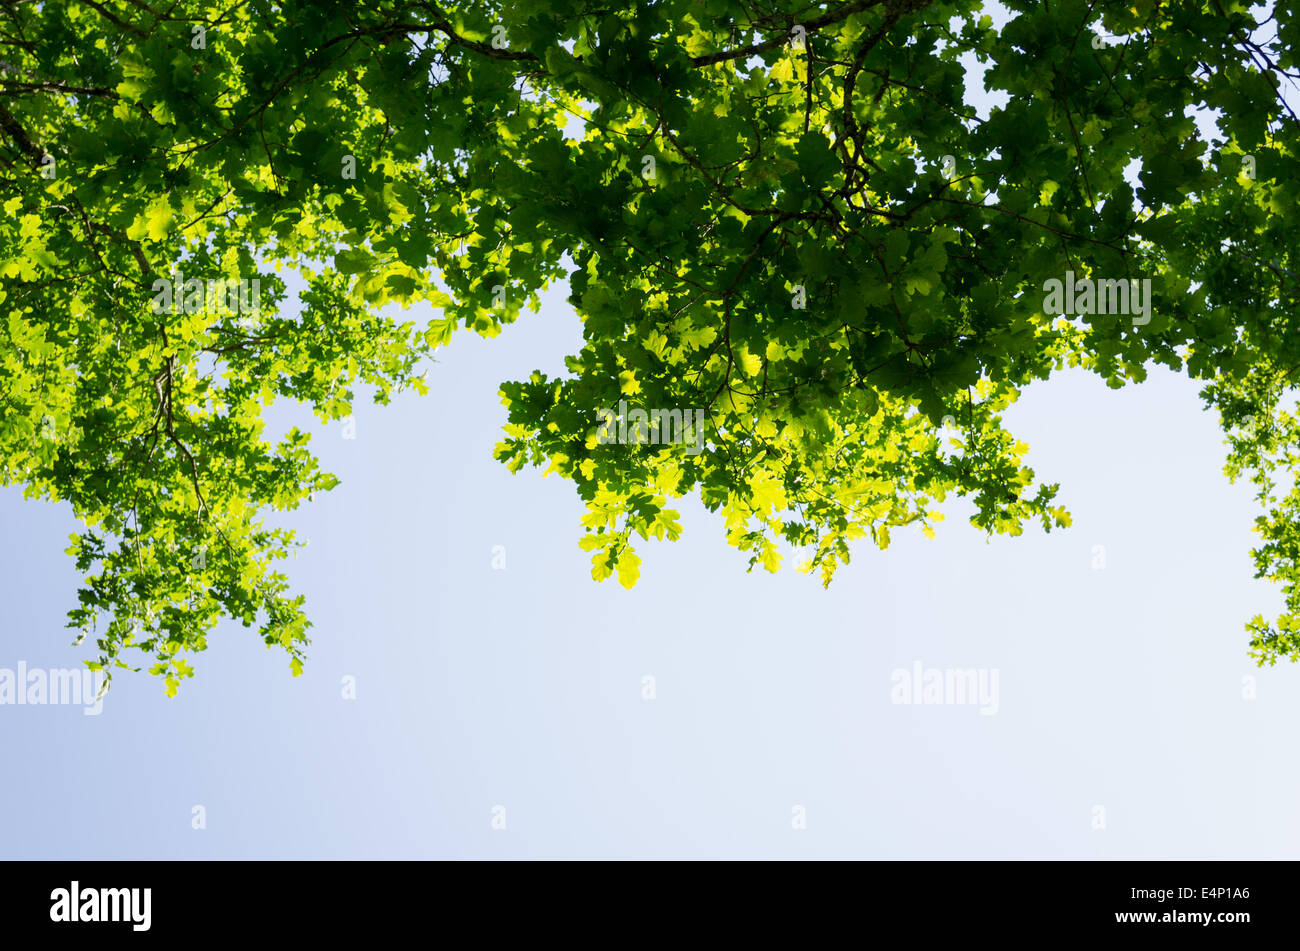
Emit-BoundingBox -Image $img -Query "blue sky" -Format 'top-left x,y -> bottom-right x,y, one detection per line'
3,274 -> 1299,858
3,1 -> 1299,860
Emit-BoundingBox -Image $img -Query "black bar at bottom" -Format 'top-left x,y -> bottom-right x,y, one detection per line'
0,859 -> 1281,939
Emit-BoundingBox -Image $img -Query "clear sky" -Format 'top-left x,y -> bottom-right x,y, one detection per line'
2,2 -> 1298,860
3,275 -> 1298,859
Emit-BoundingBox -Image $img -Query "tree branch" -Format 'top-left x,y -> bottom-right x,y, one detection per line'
691,0 -> 897,67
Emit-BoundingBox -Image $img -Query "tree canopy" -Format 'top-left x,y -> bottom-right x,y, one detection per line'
3,0 -> 1300,694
